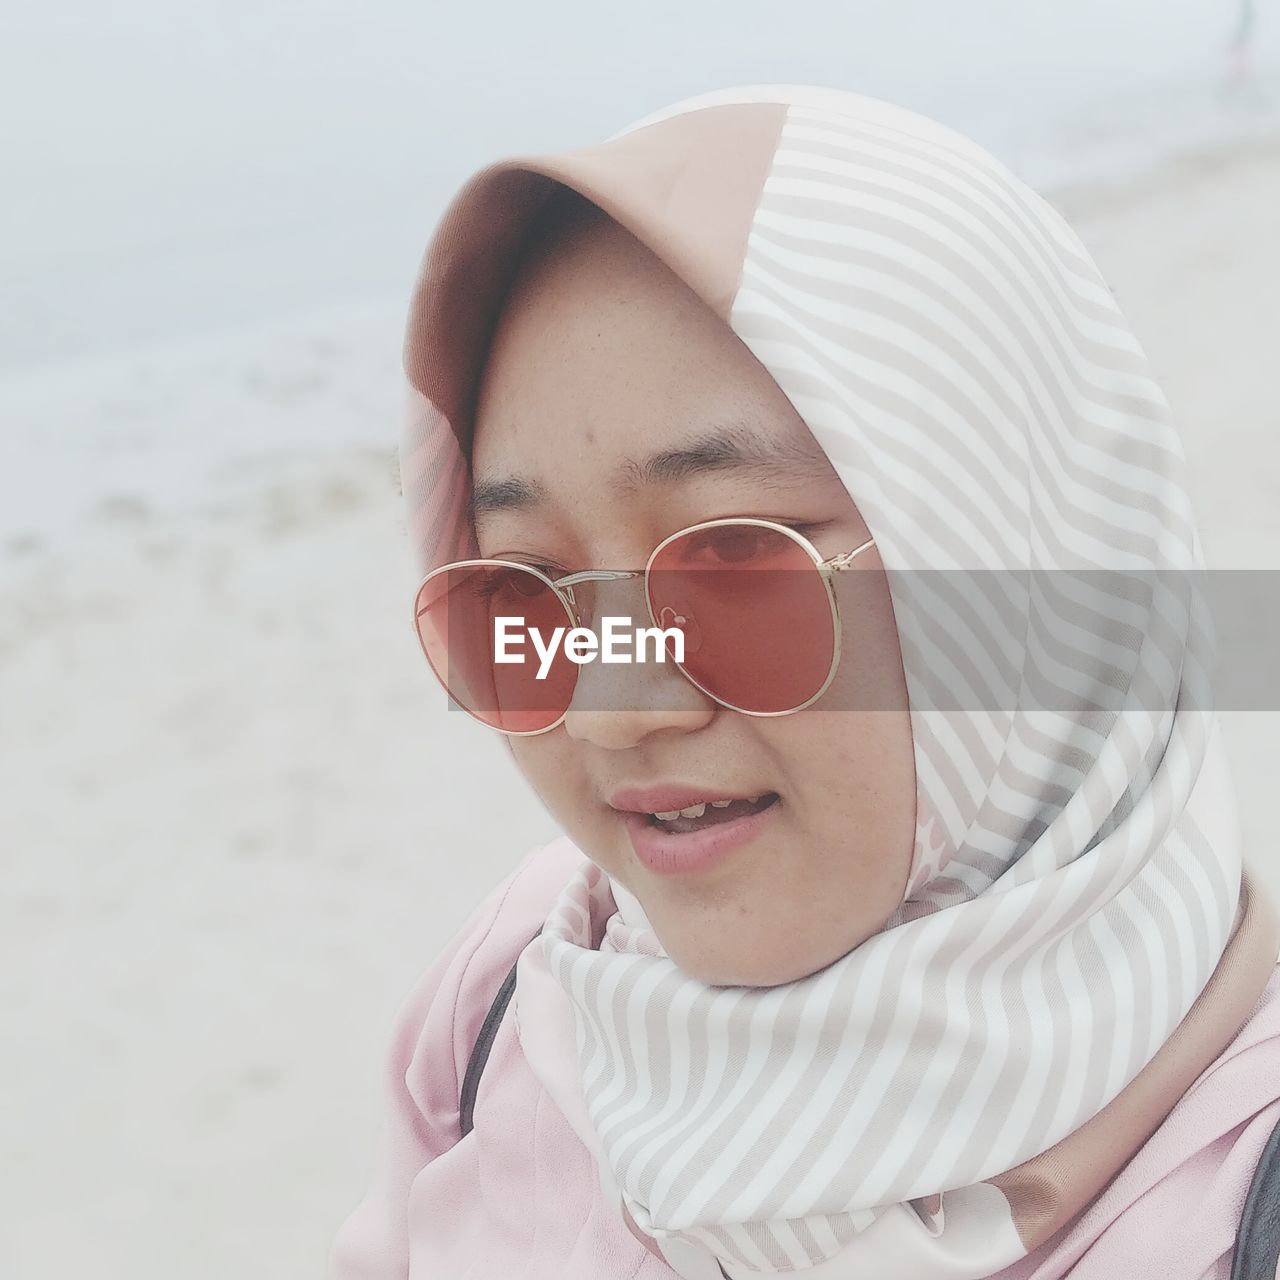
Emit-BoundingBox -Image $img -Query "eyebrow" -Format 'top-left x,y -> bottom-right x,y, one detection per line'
469,475 -> 547,519
470,423 -> 831,520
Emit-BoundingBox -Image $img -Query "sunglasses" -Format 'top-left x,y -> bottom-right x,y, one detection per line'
412,517 -> 877,736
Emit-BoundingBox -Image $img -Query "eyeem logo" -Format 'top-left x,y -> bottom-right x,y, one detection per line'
495,616 -> 685,680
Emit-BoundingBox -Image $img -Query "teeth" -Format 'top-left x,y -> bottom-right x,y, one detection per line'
651,803 -> 709,821
649,797 -> 766,822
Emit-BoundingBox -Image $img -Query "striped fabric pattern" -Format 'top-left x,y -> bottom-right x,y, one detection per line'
524,88 -> 1241,1275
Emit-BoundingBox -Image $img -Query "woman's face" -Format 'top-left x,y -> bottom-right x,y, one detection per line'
469,200 -> 916,987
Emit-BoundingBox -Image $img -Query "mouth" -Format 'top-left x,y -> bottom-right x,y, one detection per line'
608,786 -> 781,876
642,793 -> 778,833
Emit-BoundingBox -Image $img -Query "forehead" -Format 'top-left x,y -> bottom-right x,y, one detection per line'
468,199 -> 840,519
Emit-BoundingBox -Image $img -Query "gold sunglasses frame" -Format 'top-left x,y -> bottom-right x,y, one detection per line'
412,516 -> 877,736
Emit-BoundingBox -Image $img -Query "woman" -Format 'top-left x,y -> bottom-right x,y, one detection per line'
328,85 -> 1280,1279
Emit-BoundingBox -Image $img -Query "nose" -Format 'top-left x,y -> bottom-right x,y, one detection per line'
562,577 -> 715,750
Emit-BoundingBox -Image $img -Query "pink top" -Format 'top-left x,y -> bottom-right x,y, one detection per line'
327,838 -> 1280,1280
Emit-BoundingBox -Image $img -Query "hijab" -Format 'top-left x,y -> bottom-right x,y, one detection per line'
398,85 -> 1279,1278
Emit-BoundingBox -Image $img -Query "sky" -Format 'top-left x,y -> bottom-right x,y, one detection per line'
2,0 -> 1276,371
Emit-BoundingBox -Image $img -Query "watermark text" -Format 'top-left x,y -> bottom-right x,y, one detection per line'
494,616 -> 685,679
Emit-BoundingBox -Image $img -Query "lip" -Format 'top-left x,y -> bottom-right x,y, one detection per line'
610,785 -> 780,877
608,785 -> 770,814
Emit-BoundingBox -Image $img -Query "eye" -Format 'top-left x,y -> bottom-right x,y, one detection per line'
469,564 -> 556,602
676,524 -> 796,567
482,553 -> 565,579
704,527 -> 758,563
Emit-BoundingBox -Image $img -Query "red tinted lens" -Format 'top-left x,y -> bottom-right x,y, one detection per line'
413,563 -> 577,733
647,523 -> 837,713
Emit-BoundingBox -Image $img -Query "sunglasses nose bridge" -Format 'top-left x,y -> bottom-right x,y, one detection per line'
554,570 -> 647,630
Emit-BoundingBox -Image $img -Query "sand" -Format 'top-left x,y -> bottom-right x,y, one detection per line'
2,135 -> 1278,1279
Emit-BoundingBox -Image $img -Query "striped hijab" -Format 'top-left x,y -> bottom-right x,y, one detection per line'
400,85 -> 1278,1278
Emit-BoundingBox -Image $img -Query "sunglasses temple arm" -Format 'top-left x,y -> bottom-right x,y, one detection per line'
824,537 -> 877,572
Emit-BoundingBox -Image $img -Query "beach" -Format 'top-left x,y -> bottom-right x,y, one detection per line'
2,132 -> 1278,1278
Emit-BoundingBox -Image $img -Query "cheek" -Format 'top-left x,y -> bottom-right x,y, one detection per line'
780,707 -> 913,811
829,575 -> 910,715
748,709 -> 914,953
508,735 -> 576,803
814,578 -> 916,822
508,735 -> 602,846
772,704 -> 916,886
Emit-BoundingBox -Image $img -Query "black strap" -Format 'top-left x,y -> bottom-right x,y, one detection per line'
1231,1108 -> 1280,1279
459,925 -> 544,1139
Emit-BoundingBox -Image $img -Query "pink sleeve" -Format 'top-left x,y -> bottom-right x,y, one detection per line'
326,847 -> 544,1280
